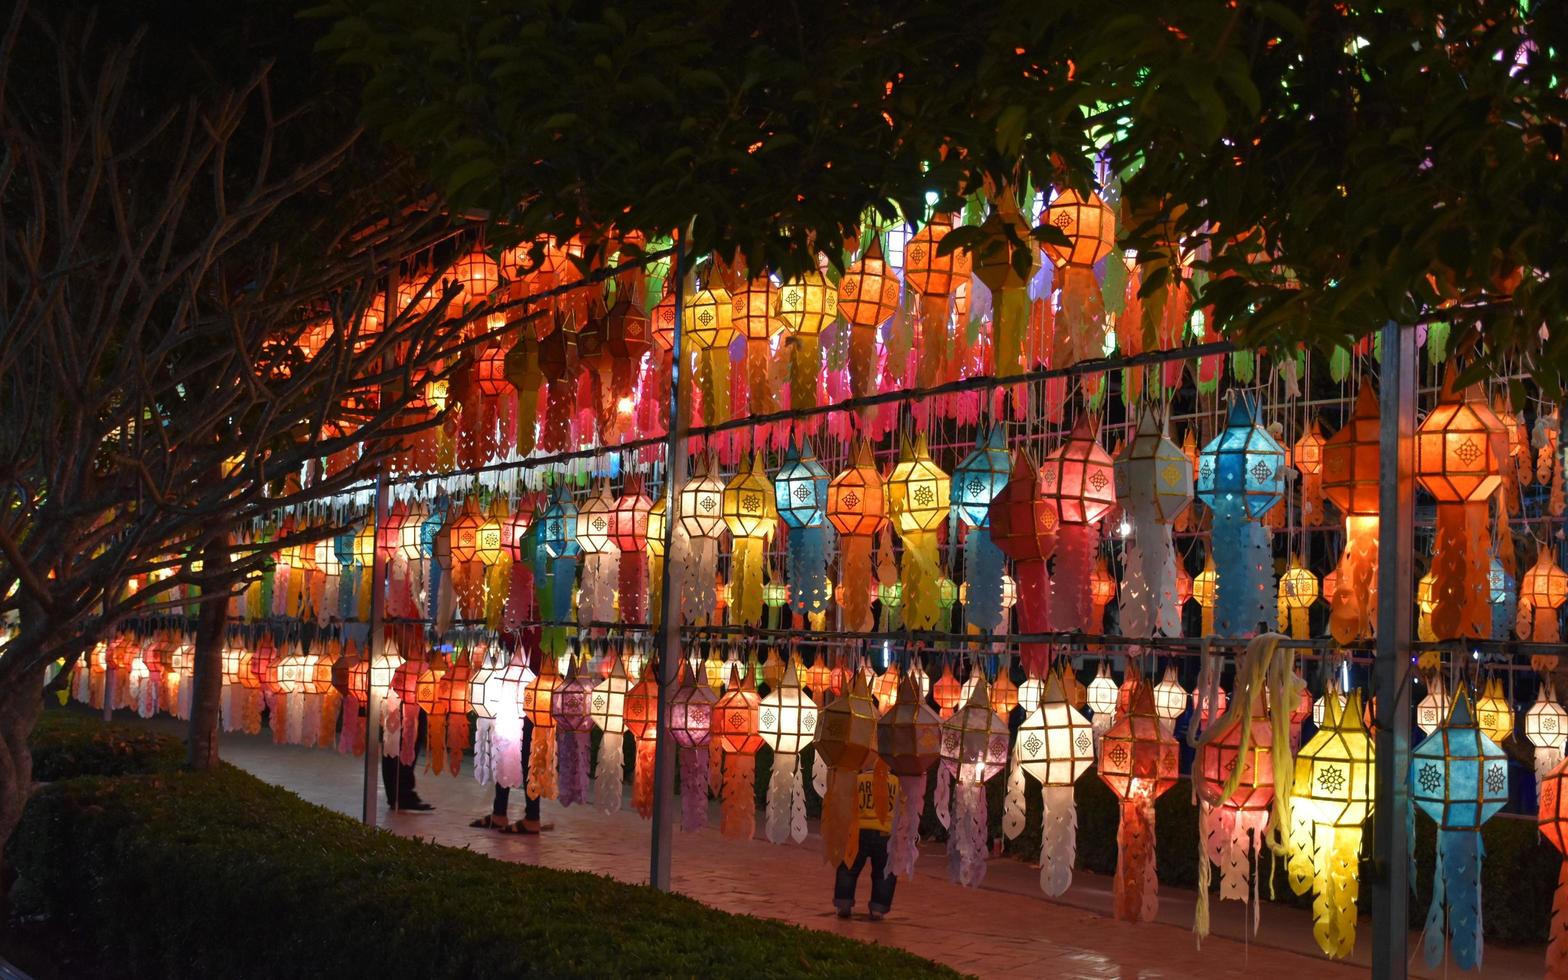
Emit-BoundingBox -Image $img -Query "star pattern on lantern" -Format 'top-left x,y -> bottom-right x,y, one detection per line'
741,492 -> 762,514
1416,763 -> 1440,793
914,485 -> 935,507
1318,764 -> 1347,793
1485,764 -> 1506,795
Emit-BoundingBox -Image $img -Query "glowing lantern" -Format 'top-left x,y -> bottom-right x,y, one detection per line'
1013,672 -> 1096,895
537,487 -> 578,560
1198,395 -> 1285,637
774,437 -> 831,619
574,483 -> 618,624
758,661 -> 818,845
988,451 -> 1059,674
887,433 -> 949,630
672,456 -> 725,625
1041,188 -> 1114,369
609,480 -> 653,624
1039,415 -> 1114,633
476,501 -> 506,565
1527,683 -> 1568,780
1193,692 -> 1277,917
451,248 -> 500,309
775,268 -> 836,411
711,668 -> 764,840
1294,418 -> 1328,526
1152,664 -> 1187,727
646,495 -> 668,625
1113,407 -> 1193,637
1323,384 -> 1382,644
839,238 -> 900,399
1086,662 -> 1119,734
622,662 -> 660,818
1519,548 -> 1568,643
1288,691 -> 1375,959
1410,692 -> 1507,970
932,668 -> 962,720
1277,557 -> 1320,639
1416,676 -> 1452,737
941,680 -> 1012,886
1473,677 -> 1513,745
551,666 -> 595,806
1538,758 -> 1568,974
723,452 -> 777,627
1415,368 -> 1506,640
827,442 -> 888,632
1097,678 -> 1180,921
904,212 -> 972,298
878,671 -> 943,877
814,672 -> 880,864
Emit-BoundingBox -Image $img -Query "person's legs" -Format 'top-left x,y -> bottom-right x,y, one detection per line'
833,849 -> 870,916
381,751 -> 400,806
520,717 -> 542,825
864,829 -> 895,918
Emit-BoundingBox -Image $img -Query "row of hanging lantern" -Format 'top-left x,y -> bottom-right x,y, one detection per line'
75,619 -> 1566,968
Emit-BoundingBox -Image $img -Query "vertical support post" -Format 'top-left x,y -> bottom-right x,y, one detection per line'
649,233 -> 688,891
363,468 -> 389,826
1372,321 -> 1415,978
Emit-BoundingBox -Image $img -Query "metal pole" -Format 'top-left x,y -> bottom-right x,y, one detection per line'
363,467 -> 389,826
1371,321 -> 1416,978
649,233 -> 689,891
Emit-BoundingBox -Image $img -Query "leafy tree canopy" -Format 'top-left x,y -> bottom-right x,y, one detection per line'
311,0 -> 1568,385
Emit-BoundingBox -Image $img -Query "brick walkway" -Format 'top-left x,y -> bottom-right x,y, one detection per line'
174,722 -> 1540,979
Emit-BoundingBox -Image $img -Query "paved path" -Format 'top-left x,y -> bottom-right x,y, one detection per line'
146,718 -> 1542,979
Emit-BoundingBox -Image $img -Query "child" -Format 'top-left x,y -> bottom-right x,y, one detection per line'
832,761 -> 899,920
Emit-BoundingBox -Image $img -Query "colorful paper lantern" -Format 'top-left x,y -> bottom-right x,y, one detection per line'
827,441 -> 888,632
1098,678 -> 1179,922
1040,415 -> 1114,633
1114,406 -> 1193,637
711,668 -> 764,840
878,671 -> 943,878
988,451 -> 1059,675
1321,388 -> 1384,644
1198,395 -> 1284,637
815,671 -> 880,865
758,661 -> 818,845
723,452 -> 777,627
940,679 -> 1011,887
1012,671 -> 1096,896
888,433 -> 950,630
1411,691 -> 1507,969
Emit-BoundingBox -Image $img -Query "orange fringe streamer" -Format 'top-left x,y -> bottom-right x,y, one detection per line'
427,712 -> 448,774
447,714 -> 468,776
1430,503 -> 1491,640
1329,515 -> 1379,645
820,767 -> 860,867
720,752 -> 757,840
528,726 -> 558,801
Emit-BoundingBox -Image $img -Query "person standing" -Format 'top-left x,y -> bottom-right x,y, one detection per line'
832,762 -> 899,920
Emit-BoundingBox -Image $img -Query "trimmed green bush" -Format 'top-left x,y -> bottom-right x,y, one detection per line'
28,709 -> 184,781
10,724 -> 956,979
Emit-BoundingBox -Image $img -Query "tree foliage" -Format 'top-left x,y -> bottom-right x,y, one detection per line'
313,0 -> 1568,385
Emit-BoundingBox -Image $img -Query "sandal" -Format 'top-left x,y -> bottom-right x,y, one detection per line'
500,819 -> 540,834
469,814 -> 509,830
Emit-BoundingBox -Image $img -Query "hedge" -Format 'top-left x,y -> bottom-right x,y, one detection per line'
10,714 -> 957,980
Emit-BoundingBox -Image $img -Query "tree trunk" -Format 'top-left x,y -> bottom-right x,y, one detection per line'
187,537 -> 231,771
0,633 -> 46,919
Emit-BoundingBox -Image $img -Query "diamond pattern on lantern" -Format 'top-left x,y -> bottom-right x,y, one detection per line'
782,286 -> 801,307
1454,437 -> 1481,465
1023,732 -> 1043,755
760,708 -> 777,728
727,710 -> 746,729
843,491 -> 861,509
697,309 -> 713,327
794,484 -> 811,502
1250,459 -> 1273,483
1053,211 -> 1073,230
1547,716 -> 1560,733
1108,743 -> 1129,769
803,713 -> 817,732
592,516 -> 608,532
1160,463 -> 1181,487
908,243 -> 927,264
1075,731 -> 1092,753
1089,470 -> 1109,491
699,494 -> 717,513
1318,764 -> 1347,793
741,492 -> 762,514
967,476 -> 986,498
592,693 -> 606,711
842,278 -> 860,297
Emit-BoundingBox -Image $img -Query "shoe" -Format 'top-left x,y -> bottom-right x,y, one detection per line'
396,799 -> 435,812
834,904 -> 852,919
868,910 -> 885,922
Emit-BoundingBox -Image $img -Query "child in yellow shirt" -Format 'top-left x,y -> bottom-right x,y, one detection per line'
832,763 -> 900,920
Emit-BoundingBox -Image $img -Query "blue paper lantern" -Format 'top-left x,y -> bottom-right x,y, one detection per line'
774,437 -> 828,528
951,423 -> 1011,527
1196,394 -> 1285,520
538,485 -> 580,560
1411,690 -> 1507,970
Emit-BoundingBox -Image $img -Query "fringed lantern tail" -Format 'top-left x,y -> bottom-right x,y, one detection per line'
934,763 -> 953,829
900,531 -> 943,630
1114,796 -> 1159,922
790,764 -> 808,843
446,713 -> 468,776
618,554 -> 648,624
888,774 -> 927,878
963,528 -> 1005,632
821,767 -> 861,866
473,718 -> 495,785
556,729 -> 591,807
528,725 -> 558,800
1039,785 -> 1078,897
1311,825 -> 1361,959
681,746 -> 710,832
720,752 -> 756,840
790,336 -> 820,412
786,525 -> 831,620
731,535 -> 766,627
594,730 -> 625,813
633,737 -> 656,818
840,535 -> 875,632
493,717 -> 524,788
1052,523 -> 1095,633
1002,760 -> 1027,840
949,778 -> 989,888
765,754 -> 797,844
1014,560 -> 1053,676
1425,829 -> 1484,970
427,712 -> 447,774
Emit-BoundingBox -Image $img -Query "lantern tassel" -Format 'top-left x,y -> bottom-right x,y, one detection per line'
581,549 -> 618,624
1431,503 -> 1491,640
1311,824 -> 1362,958
1329,515 -> 1379,644
790,763 -> 808,843
1549,861 -> 1568,978
1114,795 -> 1159,922
633,736 -> 656,818
789,335 -> 820,412
593,730 -> 624,813
556,728 -> 590,807
1014,560 -> 1053,676
888,774 -> 927,878
472,717 -> 494,785
786,525 -> 832,619
839,535 -> 875,633
821,766 -> 861,866
426,710 -> 446,773
719,752 -> 755,840
1426,828 -> 1485,969
917,294 -> 949,389
900,530 -> 943,631
680,745 -> 710,832
963,528 -> 1005,632
934,762 -> 953,829
765,753 -> 798,844
1002,759 -> 1027,840
731,535 -> 767,627
527,724 -> 557,800
848,323 -> 878,400
618,552 -> 647,624
338,695 -> 363,756
494,714 -> 524,788
446,712 -> 467,776
1039,785 -> 1078,897
1052,524 -> 1095,633
948,777 -> 990,888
